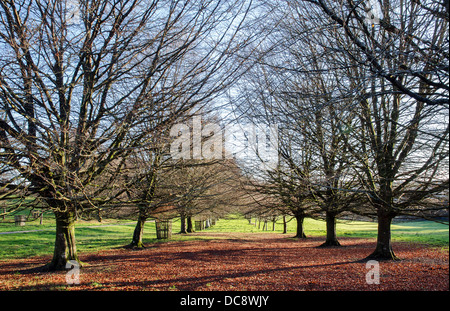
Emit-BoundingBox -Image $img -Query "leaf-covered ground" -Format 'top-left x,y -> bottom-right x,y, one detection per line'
0,233 -> 448,291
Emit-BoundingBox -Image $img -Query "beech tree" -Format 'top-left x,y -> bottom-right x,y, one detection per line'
268,24 -> 364,246
237,115 -> 316,239
123,144 -> 168,248
229,4 -> 359,244
233,0 -> 448,258
170,160 -> 240,232
0,0 -> 254,270
303,0 -> 449,259
340,62 -> 449,260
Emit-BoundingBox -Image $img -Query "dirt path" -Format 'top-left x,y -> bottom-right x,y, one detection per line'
0,233 -> 448,291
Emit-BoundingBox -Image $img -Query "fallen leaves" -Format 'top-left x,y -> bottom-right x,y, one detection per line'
0,233 -> 448,291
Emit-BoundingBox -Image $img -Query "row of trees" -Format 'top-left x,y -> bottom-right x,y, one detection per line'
0,0 -> 255,270
233,0 -> 449,259
0,0 -> 448,269
121,151 -> 243,248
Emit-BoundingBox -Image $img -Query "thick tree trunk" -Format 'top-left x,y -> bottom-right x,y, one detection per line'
320,211 -> 341,247
293,214 -> 307,238
128,215 -> 146,248
282,215 -> 287,234
367,210 -> 399,260
186,216 -> 194,233
47,211 -> 81,271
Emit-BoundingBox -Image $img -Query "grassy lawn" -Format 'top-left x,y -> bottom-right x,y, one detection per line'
209,214 -> 449,246
0,213 -> 448,260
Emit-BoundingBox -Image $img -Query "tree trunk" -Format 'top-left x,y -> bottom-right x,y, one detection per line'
47,211 -> 81,271
282,215 -> 287,234
367,210 -> 399,260
293,214 -> 307,238
187,216 -> 194,233
180,213 -> 187,234
128,214 -> 146,248
320,211 -> 341,247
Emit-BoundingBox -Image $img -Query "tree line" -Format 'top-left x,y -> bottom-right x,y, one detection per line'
233,0 -> 449,260
0,0 -> 448,270
0,0 -> 255,270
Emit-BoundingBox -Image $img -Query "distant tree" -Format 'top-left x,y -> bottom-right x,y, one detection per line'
169,159 -> 243,231
123,144 -> 168,248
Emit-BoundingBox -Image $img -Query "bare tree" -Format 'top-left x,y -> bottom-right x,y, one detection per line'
0,0 -> 254,270
169,160 -> 240,232
270,24 -> 365,246
233,0 -> 448,259
341,62 -> 449,259
307,0 -> 449,107
123,144 -> 168,248
288,0 -> 449,259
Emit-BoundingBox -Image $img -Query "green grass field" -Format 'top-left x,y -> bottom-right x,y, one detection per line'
212,214 -> 449,247
0,213 -> 448,260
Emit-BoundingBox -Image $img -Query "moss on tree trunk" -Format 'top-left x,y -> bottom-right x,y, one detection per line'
128,215 -> 146,248
47,211 -> 81,271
